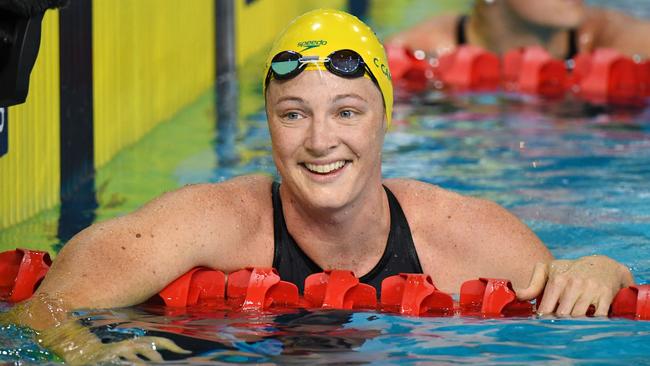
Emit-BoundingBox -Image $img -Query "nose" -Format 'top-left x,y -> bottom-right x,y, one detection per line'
304,114 -> 338,156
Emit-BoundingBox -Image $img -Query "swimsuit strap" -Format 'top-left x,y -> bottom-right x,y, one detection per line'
271,182 -> 423,294
566,28 -> 579,60
456,14 -> 468,45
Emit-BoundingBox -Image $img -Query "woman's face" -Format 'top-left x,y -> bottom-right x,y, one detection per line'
504,0 -> 586,29
265,70 -> 386,211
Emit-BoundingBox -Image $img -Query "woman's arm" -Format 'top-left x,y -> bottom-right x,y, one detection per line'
1,176 -> 271,363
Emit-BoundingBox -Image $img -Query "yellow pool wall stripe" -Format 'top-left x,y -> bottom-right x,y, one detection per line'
93,0 -> 216,169
0,11 -> 60,229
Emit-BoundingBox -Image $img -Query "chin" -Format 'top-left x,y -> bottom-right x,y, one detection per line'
300,184 -> 354,211
550,14 -> 585,29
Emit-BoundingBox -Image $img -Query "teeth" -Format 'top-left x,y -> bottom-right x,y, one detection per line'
305,160 -> 346,174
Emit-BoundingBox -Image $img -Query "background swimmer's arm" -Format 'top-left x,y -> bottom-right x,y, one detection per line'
385,13 -> 459,55
586,8 -> 650,57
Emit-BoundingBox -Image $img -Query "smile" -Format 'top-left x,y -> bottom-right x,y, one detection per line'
303,160 -> 348,174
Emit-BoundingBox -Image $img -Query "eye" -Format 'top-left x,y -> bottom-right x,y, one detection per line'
339,109 -> 355,119
284,111 -> 303,121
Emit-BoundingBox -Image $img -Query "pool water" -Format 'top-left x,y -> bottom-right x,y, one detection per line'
2,91 -> 650,364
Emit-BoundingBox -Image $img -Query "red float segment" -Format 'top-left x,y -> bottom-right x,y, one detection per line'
226,267 -> 299,311
579,48 -> 642,105
304,270 -> 377,310
611,285 -> 650,320
460,278 -> 533,316
502,48 -> 524,92
439,45 -> 501,91
519,47 -> 567,97
380,273 -> 453,316
0,249 -> 51,303
568,52 -> 593,90
503,47 -> 567,97
385,44 -> 435,94
156,267 -> 225,307
637,60 -> 650,98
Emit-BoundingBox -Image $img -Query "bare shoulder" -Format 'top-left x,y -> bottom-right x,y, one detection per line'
582,7 -> 650,56
38,175 -> 276,308
383,178 -> 551,290
129,174 -> 273,232
70,174 -> 275,271
386,13 -> 460,54
383,178 -> 509,234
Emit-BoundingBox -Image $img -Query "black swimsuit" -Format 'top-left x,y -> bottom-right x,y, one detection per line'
271,182 -> 423,294
456,15 -> 579,60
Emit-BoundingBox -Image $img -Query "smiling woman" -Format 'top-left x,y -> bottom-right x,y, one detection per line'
0,8 -> 635,364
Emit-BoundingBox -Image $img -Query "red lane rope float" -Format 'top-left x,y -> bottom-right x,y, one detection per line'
2,249 -> 649,320
386,44 -> 649,105
227,267 -> 299,311
578,48 -> 644,106
459,278 -> 534,317
610,285 -> 650,320
304,270 -> 377,310
503,46 -> 568,98
155,267 -> 226,307
380,273 -> 453,316
439,45 -> 501,91
385,44 -> 435,94
0,249 -> 51,303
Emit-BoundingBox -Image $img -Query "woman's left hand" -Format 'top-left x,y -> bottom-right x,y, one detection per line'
515,255 -> 634,317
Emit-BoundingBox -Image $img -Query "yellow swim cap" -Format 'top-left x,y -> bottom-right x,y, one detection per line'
264,9 -> 393,127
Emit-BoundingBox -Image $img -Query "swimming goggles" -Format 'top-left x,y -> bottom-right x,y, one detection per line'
265,49 -> 379,87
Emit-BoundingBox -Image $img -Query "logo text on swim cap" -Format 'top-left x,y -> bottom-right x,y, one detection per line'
373,58 -> 392,80
297,40 -> 327,52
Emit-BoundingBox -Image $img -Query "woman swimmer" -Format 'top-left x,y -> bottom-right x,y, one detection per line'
0,9 -> 636,364
388,0 -> 650,59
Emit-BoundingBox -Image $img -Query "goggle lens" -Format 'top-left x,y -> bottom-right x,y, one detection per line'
328,49 -> 364,77
270,51 -> 302,78
271,60 -> 300,76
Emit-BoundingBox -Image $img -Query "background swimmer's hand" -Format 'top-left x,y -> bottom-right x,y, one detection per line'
515,256 -> 634,317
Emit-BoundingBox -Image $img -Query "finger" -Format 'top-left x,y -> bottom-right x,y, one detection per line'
138,348 -> 164,362
593,290 -> 616,317
537,275 -> 567,315
119,352 -> 145,364
150,337 -> 192,354
555,280 -> 583,317
570,290 -> 596,317
516,262 -> 549,300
